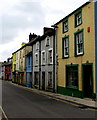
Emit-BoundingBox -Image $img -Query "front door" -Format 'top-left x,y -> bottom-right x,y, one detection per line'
82,64 -> 93,98
42,72 -> 45,90
29,72 -> 32,87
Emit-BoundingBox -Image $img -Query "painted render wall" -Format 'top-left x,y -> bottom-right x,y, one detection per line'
25,46 -> 32,87
32,41 -> 40,88
41,36 -> 54,90
16,51 -> 20,72
12,53 -> 16,72
20,46 -> 32,85
57,2 -> 96,97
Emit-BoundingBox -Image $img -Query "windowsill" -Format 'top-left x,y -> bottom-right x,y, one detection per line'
63,30 -> 68,33
66,86 -> 78,90
48,63 -> 53,65
75,22 -> 82,28
28,66 -> 32,67
46,45 -> 49,47
35,65 -> 38,67
75,53 -> 84,57
62,56 -> 69,59
41,64 -> 45,66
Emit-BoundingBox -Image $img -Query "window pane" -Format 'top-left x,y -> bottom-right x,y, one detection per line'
76,12 -> 81,25
35,54 -> 38,64
79,32 -> 83,43
36,42 -> 39,50
66,66 -> 78,87
42,52 -> 45,64
75,31 -> 83,55
63,21 -> 68,32
48,50 -> 52,64
46,36 -> 50,46
63,37 -> 69,57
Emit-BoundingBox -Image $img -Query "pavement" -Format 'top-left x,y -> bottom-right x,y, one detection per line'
11,82 -> 97,110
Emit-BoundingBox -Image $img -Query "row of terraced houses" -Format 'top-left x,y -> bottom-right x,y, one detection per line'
2,1 -> 97,99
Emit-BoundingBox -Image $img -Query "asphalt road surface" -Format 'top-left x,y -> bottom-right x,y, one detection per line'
1,80 -> 97,119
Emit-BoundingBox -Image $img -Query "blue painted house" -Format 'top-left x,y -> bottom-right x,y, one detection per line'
26,52 -> 32,87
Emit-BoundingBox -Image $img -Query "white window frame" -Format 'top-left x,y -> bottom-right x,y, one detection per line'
41,50 -> 46,65
48,48 -> 53,64
45,36 -> 50,46
35,53 -> 38,65
63,37 -> 69,58
76,12 -> 82,26
36,42 -> 39,50
63,21 -> 68,32
76,32 -> 83,55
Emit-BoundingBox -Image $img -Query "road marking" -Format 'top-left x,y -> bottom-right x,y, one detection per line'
0,106 -> 8,120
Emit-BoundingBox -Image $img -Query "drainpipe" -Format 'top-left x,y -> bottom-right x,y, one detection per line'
24,47 -> 26,86
95,1 -> 97,101
39,40 -> 41,90
51,25 -> 58,93
25,55 -> 27,86
32,45 -> 33,88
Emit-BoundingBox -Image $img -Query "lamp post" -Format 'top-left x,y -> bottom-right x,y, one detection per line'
51,25 -> 58,93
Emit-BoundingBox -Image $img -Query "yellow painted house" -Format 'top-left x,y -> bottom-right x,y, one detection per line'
12,43 -> 26,85
12,43 -> 32,85
19,47 -> 25,85
55,1 -> 97,98
12,52 -> 16,83
19,45 -> 32,85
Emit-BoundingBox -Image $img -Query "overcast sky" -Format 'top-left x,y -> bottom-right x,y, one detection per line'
0,0 -> 89,62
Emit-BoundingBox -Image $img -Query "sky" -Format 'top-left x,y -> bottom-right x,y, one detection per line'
0,0 -> 89,62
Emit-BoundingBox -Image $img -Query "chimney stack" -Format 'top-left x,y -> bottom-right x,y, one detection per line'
29,33 -> 37,42
43,27 -> 54,34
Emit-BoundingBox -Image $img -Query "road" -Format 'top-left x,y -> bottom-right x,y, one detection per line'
1,80 -> 97,119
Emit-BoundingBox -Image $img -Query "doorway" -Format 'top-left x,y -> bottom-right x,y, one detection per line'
26,72 -> 32,87
42,72 -> 45,90
34,72 -> 39,88
82,64 -> 93,98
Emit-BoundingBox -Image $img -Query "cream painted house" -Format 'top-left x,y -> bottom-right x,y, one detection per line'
55,1 -> 97,98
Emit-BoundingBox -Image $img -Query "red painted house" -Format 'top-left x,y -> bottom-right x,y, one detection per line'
2,58 -> 12,81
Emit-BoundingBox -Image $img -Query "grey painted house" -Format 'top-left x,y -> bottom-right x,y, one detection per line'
40,28 -> 57,92
33,40 -> 40,89
27,27 -> 57,92
27,34 -> 41,89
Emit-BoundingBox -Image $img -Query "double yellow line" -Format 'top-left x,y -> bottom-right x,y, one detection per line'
0,106 -> 8,120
